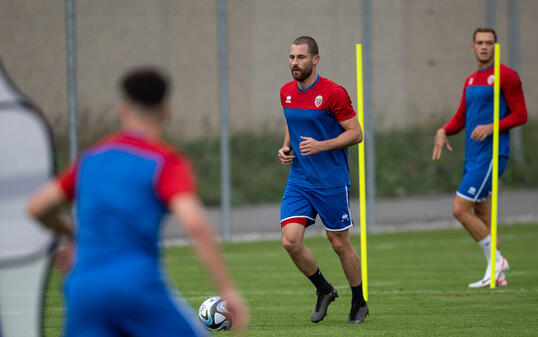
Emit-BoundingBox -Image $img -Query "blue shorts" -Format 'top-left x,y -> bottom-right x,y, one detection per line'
64,257 -> 208,337
280,183 -> 354,231
457,156 -> 508,202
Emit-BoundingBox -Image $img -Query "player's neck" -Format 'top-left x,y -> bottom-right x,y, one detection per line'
477,59 -> 494,70
122,117 -> 162,140
297,71 -> 318,90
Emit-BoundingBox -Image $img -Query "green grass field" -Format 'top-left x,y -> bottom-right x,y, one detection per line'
44,223 -> 538,336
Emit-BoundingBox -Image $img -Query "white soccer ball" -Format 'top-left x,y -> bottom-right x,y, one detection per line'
198,296 -> 232,331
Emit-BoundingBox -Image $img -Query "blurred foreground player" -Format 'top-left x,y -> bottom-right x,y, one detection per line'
278,36 -> 367,324
27,68 -> 248,336
432,27 -> 527,288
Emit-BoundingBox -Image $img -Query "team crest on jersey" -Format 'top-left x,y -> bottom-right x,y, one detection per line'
487,75 -> 495,85
468,78 -> 474,85
286,95 -> 291,103
314,95 -> 323,107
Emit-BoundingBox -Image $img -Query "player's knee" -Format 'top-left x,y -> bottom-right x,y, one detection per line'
452,201 -> 467,220
282,236 -> 302,255
329,237 -> 348,256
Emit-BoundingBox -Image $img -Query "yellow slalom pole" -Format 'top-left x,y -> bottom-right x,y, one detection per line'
490,43 -> 501,289
355,44 -> 368,301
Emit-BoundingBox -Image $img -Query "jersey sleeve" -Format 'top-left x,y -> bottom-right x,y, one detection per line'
443,85 -> 467,135
327,86 -> 356,121
156,153 -> 197,204
499,70 -> 528,131
55,161 -> 78,201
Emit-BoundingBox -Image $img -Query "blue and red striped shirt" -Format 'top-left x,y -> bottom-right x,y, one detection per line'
281,75 -> 356,187
57,131 -> 196,269
443,63 -> 527,161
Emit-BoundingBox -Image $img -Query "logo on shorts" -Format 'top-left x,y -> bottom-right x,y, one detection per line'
286,95 -> 292,103
467,186 -> 477,195
314,95 -> 323,107
341,214 -> 349,223
487,75 -> 495,85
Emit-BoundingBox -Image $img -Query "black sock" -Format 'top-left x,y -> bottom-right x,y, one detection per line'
307,268 -> 333,294
351,283 -> 366,306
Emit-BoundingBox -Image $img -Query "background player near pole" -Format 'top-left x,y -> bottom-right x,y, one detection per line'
432,27 -> 528,288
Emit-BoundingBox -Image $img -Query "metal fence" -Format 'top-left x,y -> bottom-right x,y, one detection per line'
1,0 -> 536,235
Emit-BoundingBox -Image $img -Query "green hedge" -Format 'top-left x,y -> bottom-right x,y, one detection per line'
54,120 -> 538,206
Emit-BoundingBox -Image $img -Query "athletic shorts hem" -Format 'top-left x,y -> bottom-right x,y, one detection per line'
456,191 -> 488,203
323,221 -> 354,232
280,215 -> 315,224
281,216 -> 313,228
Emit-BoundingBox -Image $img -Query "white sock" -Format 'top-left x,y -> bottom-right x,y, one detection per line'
478,235 -> 502,264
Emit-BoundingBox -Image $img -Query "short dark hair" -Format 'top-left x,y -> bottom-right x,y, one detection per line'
473,27 -> 497,43
292,36 -> 319,56
121,67 -> 169,108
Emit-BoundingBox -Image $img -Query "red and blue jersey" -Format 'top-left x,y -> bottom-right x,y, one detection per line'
281,75 -> 356,188
57,131 -> 196,270
443,63 -> 527,161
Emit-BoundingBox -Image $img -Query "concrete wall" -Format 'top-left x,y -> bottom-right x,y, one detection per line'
0,0 -> 535,140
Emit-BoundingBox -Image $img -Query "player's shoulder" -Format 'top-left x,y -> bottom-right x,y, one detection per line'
143,137 -> 190,165
163,146 -> 191,167
86,131 -> 188,163
500,63 -> 517,74
80,132 -> 122,156
281,80 -> 297,94
155,142 -> 194,172
500,63 -> 521,82
318,76 -> 350,98
318,76 -> 339,89
90,132 -> 121,147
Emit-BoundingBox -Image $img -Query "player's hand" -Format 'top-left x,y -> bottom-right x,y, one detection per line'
471,124 -> 493,142
220,288 -> 249,336
299,136 -> 322,156
432,128 -> 452,160
278,145 -> 295,165
54,238 -> 74,273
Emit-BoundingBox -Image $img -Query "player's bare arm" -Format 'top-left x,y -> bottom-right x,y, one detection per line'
27,181 -> 73,238
27,181 -> 75,272
299,117 -> 362,156
169,194 -> 249,335
278,126 -> 295,165
432,128 -> 453,160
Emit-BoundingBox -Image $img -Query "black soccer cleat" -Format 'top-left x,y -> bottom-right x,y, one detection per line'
347,301 -> 369,324
310,287 -> 338,323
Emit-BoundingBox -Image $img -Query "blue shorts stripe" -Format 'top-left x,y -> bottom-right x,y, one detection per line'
473,159 -> 493,202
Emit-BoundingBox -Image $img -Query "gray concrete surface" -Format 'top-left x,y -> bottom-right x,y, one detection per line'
161,189 -> 538,245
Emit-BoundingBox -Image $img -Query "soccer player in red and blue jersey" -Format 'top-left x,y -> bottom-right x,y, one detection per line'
27,68 -> 248,336
278,36 -> 368,324
433,27 -> 528,288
